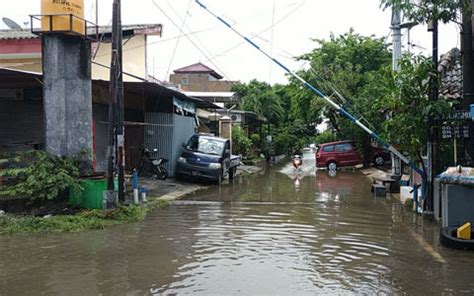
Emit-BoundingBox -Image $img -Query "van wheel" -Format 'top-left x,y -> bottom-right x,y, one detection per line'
327,161 -> 337,171
374,155 -> 385,167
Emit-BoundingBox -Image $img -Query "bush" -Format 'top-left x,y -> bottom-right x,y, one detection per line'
0,151 -> 84,204
232,126 -> 252,156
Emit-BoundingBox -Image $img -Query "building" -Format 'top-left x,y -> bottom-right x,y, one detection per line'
0,25 -> 222,177
170,62 -> 238,103
0,24 -> 163,82
0,67 -> 219,176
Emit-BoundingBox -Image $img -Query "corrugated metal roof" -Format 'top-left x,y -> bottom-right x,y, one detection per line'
0,24 -> 162,40
438,48 -> 462,100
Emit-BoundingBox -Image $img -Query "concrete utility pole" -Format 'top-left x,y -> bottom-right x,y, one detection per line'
426,19 -> 439,212
390,8 -> 402,178
463,1 -> 474,165
106,0 -> 125,204
392,9 -> 402,71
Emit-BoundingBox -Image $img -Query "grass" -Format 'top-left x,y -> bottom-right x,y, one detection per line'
0,197 -> 168,235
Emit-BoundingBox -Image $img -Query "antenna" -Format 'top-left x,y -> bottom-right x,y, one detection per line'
2,17 -> 23,30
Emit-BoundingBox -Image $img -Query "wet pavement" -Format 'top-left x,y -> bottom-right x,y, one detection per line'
1,152 -> 474,295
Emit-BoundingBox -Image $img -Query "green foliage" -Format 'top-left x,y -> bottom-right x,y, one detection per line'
232,80 -> 285,126
0,200 -> 169,235
293,31 -> 391,145
273,127 -> 299,155
250,133 -> 261,146
371,56 -> 453,161
232,126 -> 252,156
315,130 -> 338,144
380,0 -> 469,24
0,151 -> 83,203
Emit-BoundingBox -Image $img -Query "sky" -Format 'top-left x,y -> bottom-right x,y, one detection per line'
1,0 -> 461,85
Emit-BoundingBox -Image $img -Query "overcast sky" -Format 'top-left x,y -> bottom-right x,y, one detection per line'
1,0 -> 460,84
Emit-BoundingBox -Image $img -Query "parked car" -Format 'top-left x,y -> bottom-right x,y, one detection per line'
315,140 -> 390,170
176,134 -> 241,184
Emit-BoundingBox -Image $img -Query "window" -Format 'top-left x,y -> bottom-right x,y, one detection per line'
322,145 -> 334,152
181,77 -> 189,86
335,143 -> 353,152
186,137 -> 225,156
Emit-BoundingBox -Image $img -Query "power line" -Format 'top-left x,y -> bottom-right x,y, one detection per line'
209,1 -> 305,61
165,0 -> 193,80
151,0 -> 232,81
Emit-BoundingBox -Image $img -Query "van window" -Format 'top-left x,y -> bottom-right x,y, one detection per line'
335,143 -> 353,152
186,136 -> 225,155
322,145 -> 334,152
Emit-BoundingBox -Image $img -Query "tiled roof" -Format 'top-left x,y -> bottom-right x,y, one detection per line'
438,48 -> 462,100
173,62 -> 223,79
0,24 -> 162,40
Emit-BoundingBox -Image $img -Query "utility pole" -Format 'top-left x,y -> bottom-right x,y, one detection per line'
463,1 -> 474,165
106,0 -> 125,205
390,8 -> 402,178
116,0 -> 125,203
427,19 -> 439,212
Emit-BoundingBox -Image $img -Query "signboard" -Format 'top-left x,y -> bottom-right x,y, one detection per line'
441,125 -> 470,139
437,110 -> 472,122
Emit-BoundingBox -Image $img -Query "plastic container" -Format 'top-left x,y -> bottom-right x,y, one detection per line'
41,0 -> 85,35
69,178 -> 118,210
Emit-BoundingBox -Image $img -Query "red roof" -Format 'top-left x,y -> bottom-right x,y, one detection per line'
173,62 -> 223,79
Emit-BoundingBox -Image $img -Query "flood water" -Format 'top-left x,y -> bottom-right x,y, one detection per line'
2,153 -> 474,295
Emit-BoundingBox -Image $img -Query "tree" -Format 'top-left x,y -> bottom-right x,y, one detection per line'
371,56 -> 454,164
290,31 -> 391,163
380,0 -> 469,23
232,80 -> 284,126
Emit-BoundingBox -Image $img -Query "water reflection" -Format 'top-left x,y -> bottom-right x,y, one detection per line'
2,162 -> 474,295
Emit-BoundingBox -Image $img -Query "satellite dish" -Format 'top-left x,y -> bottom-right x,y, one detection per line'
2,17 -> 23,30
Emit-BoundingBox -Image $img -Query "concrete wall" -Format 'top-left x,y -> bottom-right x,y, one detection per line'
42,35 -> 93,157
170,73 -> 234,92
1,35 -> 146,81
92,35 -> 146,81
0,57 -> 42,73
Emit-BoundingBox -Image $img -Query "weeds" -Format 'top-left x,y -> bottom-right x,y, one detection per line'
0,198 -> 169,235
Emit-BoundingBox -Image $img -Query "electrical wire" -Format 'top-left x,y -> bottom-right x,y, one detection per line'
209,0 -> 305,61
151,0 -> 232,81
165,0 -> 193,80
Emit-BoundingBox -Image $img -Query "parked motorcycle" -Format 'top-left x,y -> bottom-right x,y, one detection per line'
138,147 -> 168,180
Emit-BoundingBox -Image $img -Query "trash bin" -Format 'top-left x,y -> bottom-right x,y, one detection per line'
69,178 -> 118,210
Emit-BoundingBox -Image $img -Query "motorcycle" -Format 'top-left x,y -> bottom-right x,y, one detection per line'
292,154 -> 303,169
138,147 -> 168,180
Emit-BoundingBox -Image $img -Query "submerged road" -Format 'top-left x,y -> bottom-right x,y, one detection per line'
1,152 -> 474,295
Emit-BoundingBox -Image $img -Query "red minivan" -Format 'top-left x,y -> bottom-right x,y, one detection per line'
316,140 -> 389,170
316,141 -> 362,170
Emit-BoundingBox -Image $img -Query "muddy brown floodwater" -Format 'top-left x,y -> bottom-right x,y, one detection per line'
1,154 -> 474,295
